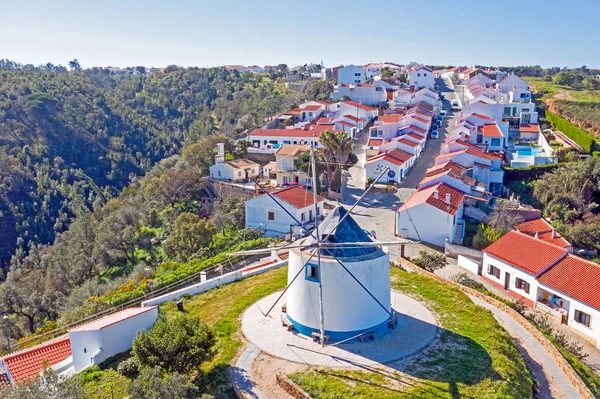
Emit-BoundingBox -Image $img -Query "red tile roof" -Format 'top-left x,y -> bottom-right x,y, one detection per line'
261,186 -> 325,209
478,124 -> 504,138
302,105 -> 322,111
406,132 -> 426,142
519,123 -> 540,133
425,161 -> 466,177
337,121 -> 355,128
453,139 -> 484,152
398,183 -> 464,215
537,256 -> 600,311
69,306 -> 157,332
465,148 -> 502,160
343,114 -> 363,122
1,335 -> 71,384
342,100 -> 377,111
483,231 -> 567,275
368,139 -> 384,147
378,114 -> 403,123
366,149 -> 413,167
516,218 -> 570,248
471,113 -> 495,121
397,138 -> 419,147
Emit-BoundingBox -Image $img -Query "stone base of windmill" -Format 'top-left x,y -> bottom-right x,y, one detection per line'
241,290 -> 438,367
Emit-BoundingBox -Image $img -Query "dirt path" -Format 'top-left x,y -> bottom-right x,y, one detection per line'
554,90 -> 577,101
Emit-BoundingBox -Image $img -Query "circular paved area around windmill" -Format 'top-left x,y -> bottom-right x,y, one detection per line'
241,290 -> 438,367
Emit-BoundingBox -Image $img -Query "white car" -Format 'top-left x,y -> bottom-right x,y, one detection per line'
451,99 -> 461,111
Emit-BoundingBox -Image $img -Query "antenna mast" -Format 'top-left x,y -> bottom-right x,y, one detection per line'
311,144 -> 325,347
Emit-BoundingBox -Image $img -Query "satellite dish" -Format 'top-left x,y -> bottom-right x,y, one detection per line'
387,170 -> 396,178
370,230 -> 377,239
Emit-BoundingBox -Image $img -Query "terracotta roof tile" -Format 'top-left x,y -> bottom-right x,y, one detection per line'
483,231 -> 567,275
519,123 -> 540,133
398,183 -> 464,215
301,105 -> 322,111
260,186 -> 325,209
516,218 -> 570,248
343,114 -> 363,122
1,335 -> 71,384
478,124 -> 504,138
274,145 -> 310,157
341,100 -> 377,111
537,256 -> 600,311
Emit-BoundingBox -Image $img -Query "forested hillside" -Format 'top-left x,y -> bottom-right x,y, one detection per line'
0,61 -> 316,270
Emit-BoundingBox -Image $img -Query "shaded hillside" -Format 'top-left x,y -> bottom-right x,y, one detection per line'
0,63 -> 307,270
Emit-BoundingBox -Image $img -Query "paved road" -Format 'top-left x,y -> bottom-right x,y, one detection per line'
470,296 -> 582,399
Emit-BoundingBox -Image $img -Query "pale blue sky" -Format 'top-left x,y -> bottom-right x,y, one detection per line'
1,0 -> 598,68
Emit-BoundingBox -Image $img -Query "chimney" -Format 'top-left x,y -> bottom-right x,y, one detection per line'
445,193 -> 451,205
535,232 -> 539,239
434,189 -> 439,199
215,143 -> 225,164
552,230 -> 557,238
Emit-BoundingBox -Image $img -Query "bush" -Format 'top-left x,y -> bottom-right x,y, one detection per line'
546,111 -> 600,153
132,315 -> 216,374
127,367 -> 200,399
117,357 -> 139,379
411,250 -> 448,273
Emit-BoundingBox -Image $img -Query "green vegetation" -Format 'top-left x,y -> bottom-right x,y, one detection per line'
525,76 -> 600,102
411,250 -> 448,273
546,111 -> 600,153
290,268 -> 533,399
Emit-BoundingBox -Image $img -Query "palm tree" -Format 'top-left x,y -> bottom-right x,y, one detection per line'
320,130 -> 354,192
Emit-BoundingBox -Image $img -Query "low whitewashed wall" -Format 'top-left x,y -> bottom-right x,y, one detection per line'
457,255 -> 481,275
141,259 -> 288,307
444,241 -> 483,261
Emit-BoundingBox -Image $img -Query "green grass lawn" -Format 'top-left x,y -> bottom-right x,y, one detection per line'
289,268 -> 533,399
525,77 -> 600,102
77,267 -> 288,398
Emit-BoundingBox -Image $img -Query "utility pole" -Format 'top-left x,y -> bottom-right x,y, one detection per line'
311,145 -> 326,348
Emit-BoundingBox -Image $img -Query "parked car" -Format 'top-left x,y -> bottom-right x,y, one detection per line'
440,109 -> 447,116
451,99 -> 461,111
430,130 -> 439,139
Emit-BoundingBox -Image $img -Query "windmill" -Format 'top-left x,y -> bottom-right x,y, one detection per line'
237,145 -> 416,347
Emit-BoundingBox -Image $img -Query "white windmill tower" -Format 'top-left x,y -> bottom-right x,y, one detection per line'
244,145 -> 415,346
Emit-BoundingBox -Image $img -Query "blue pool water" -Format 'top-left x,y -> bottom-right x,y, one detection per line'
517,148 -> 542,156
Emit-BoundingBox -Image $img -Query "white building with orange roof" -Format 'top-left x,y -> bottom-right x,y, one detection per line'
245,186 -> 325,237
365,148 -> 415,184
273,145 -> 311,187
515,218 -> 571,250
396,182 -> 465,246
408,65 -> 434,90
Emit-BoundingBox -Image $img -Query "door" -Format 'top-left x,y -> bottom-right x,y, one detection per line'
504,272 -> 510,290
245,170 -> 249,180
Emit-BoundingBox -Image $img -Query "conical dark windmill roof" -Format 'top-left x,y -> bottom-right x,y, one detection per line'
305,206 -> 381,258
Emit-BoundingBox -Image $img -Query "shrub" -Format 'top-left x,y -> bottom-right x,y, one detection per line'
411,250 -> 448,273
127,367 -> 200,399
132,315 -> 216,374
117,357 -> 139,379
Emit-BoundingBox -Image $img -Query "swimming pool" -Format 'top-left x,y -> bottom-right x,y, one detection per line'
517,147 -> 542,156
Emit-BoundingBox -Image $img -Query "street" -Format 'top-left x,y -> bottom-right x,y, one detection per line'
342,78 -> 460,259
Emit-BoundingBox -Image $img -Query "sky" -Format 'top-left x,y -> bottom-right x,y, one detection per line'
1,0 -> 598,69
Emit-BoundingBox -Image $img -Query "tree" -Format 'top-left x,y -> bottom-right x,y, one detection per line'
163,213 -> 216,261
181,136 -> 234,175
127,367 -> 200,399
561,213 -> 600,251
472,224 -> 504,250
320,130 -> 354,192
487,205 -> 524,234
145,169 -> 208,207
210,196 -> 245,235
3,368 -> 83,398
68,59 -> 81,71
132,315 -> 216,374
412,250 -> 448,273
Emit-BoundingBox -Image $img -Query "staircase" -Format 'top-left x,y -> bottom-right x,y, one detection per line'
453,219 -> 465,244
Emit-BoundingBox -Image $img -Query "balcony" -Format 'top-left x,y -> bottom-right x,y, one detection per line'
535,300 -> 567,322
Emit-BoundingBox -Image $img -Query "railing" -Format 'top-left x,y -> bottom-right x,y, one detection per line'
535,301 -> 564,322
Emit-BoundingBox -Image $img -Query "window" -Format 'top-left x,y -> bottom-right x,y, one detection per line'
308,112 -> 313,118
417,73 -> 421,77
522,108 -> 530,113
355,72 -> 361,76
218,171 -> 221,177
301,213 -> 305,222
424,73 -> 427,77
268,211 -> 275,221
515,278 -> 530,294
522,114 -> 531,123
575,310 -> 591,327
503,107 -> 511,116
512,107 -> 517,116
491,138 -> 500,147
487,265 -> 501,279
306,263 -> 319,282
238,171 -> 242,177
309,209 -> 313,221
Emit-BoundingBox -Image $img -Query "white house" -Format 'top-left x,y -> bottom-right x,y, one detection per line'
396,182 -> 465,247
515,218 -> 571,250
337,65 -> 365,84
68,306 -> 159,372
339,100 -> 378,122
249,126 -> 334,151
409,65 -> 435,90
209,158 -> 260,182
365,148 -> 415,183
273,144 -> 311,187
245,186 -> 325,237
495,73 -> 531,102
331,83 -> 387,105
482,231 -> 600,348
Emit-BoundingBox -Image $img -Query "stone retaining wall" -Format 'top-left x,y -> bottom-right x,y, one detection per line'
398,258 -> 595,399
276,373 -> 313,399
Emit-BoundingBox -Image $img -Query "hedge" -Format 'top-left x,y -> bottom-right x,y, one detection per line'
502,163 -> 563,182
546,110 -> 600,153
